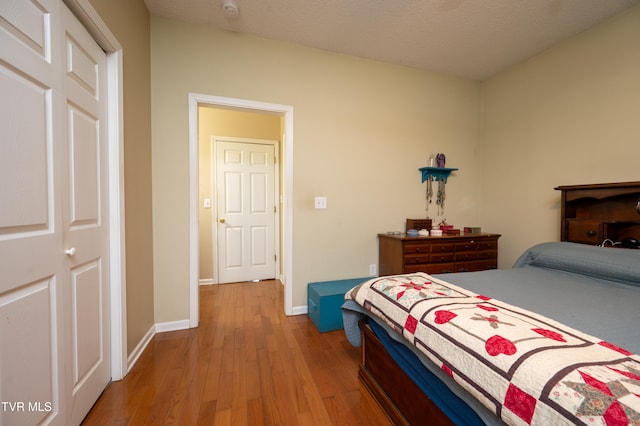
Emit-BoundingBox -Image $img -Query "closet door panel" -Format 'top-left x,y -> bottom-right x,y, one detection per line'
61,4 -> 110,424
0,1 -> 65,425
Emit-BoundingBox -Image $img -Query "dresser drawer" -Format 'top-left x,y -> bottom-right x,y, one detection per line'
403,243 -> 430,254
477,250 -> 497,260
422,263 -> 455,274
478,240 -> 498,250
455,251 -> 478,261
455,241 -> 478,251
455,259 -> 497,273
404,254 -> 431,265
430,252 -> 455,263
566,220 -> 601,244
430,243 -> 455,253
404,264 -> 428,273
405,263 -> 455,274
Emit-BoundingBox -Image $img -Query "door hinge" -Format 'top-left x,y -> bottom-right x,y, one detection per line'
274,254 -> 277,262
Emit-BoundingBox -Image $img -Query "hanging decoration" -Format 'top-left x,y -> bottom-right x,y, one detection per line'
435,153 -> 446,215
425,173 -> 447,216
425,177 -> 433,215
437,179 -> 446,215
420,153 -> 457,218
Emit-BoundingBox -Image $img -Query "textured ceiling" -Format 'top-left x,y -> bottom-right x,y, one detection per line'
144,0 -> 639,80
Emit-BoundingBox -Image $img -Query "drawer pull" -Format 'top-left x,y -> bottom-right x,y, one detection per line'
586,230 -> 596,237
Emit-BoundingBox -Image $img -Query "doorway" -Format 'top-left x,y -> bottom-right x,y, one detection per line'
188,94 -> 294,327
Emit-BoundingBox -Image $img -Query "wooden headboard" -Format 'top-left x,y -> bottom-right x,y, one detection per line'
555,181 -> 640,246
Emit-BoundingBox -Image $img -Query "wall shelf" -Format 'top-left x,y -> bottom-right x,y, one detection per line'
419,167 -> 458,183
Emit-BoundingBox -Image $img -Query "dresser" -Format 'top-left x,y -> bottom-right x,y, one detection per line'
378,233 -> 501,276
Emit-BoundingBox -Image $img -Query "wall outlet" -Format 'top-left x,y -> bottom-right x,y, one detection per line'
369,264 -> 377,276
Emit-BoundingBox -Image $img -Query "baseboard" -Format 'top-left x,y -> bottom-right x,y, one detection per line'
127,324 -> 155,373
292,305 -> 307,315
155,319 -> 191,333
199,278 -> 214,285
125,319 -> 191,374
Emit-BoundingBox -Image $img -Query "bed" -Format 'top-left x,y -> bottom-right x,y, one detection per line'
342,242 -> 640,425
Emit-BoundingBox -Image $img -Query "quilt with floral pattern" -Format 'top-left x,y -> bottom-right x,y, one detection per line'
345,273 -> 640,425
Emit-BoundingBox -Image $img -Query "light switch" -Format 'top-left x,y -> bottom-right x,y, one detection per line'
203,198 -> 211,208
314,196 -> 327,209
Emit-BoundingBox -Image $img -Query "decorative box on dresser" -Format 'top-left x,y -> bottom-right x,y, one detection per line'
378,233 -> 501,276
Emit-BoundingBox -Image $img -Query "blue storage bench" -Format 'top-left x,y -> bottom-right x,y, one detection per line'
307,277 -> 370,332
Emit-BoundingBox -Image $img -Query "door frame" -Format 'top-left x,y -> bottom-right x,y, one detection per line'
188,94 -> 294,326
211,136 -> 280,284
64,0 -> 127,380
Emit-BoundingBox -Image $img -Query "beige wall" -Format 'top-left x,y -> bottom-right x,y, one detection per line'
198,107 -> 283,281
150,17 -> 482,318
88,0 -> 155,355
480,5 -> 640,267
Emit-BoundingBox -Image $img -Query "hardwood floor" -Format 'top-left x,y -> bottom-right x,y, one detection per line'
83,280 -> 391,425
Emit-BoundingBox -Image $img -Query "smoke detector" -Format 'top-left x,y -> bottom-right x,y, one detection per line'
222,0 -> 240,19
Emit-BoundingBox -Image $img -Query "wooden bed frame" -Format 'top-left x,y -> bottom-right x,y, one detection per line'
358,320 -> 454,425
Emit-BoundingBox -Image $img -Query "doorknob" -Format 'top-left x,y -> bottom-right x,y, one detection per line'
65,247 -> 77,256
219,218 -> 225,224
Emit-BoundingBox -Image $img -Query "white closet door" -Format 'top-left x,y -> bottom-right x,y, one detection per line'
61,4 -> 110,425
0,0 -> 66,424
0,1 -> 110,424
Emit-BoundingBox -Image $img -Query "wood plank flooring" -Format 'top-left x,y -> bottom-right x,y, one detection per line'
83,280 -> 391,425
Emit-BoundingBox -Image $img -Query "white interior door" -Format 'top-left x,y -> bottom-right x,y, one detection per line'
0,1 -> 110,424
215,138 -> 277,283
